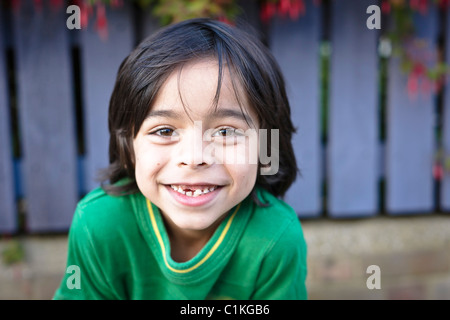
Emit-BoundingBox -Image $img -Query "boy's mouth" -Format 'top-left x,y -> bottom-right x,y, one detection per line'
169,184 -> 219,197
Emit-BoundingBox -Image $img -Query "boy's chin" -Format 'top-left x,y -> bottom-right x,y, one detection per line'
170,214 -> 225,232
160,208 -> 228,234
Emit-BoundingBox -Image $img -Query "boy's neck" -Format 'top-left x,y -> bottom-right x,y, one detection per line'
161,213 -> 226,263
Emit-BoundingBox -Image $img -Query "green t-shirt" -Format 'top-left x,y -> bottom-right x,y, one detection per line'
53,185 -> 307,300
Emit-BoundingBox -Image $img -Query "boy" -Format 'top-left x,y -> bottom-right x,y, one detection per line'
54,18 -> 307,300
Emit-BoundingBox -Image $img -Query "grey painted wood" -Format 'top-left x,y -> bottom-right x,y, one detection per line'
328,0 -> 379,217
13,3 -> 78,231
2,2 -> 448,234
81,5 -> 134,193
139,6 -> 160,42
386,8 -> 438,214
269,0 -> 322,217
0,5 -> 17,233
440,5 -> 450,211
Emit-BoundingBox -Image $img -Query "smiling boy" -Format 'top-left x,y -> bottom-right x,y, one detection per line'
134,59 -> 259,262
54,18 -> 307,300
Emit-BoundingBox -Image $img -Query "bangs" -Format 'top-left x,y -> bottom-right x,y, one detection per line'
171,55 -> 257,129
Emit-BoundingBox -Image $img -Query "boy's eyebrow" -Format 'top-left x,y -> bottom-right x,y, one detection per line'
145,108 -> 255,126
209,108 -> 255,126
145,109 -> 181,119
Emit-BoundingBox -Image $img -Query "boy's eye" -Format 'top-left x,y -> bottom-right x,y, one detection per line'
150,127 -> 177,137
212,128 -> 243,137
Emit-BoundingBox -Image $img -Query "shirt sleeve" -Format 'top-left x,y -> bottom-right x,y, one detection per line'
53,205 -> 117,300
250,219 -> 308,300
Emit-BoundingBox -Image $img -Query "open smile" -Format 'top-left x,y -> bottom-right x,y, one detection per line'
169,184 -> 219,197
165,184 -> 223,207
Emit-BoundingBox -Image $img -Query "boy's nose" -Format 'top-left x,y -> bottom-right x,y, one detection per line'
176,123 -> 213,168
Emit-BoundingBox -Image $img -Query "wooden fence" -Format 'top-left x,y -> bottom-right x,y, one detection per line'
0,0 -> 449,234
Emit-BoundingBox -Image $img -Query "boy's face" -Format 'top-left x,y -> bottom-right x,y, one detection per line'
133,59 -> 259,235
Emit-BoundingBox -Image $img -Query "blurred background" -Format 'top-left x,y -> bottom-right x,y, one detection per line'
0,0 -> 450,299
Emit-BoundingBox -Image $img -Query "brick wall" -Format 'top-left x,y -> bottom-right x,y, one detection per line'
1,216 -> 449,299
304,216 -> 450,299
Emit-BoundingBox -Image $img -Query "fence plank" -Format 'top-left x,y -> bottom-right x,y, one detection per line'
13,3 -> 78,231
269,0 -> 322,217
327,0 -> 379,217
81,4 -> 134,193
440,5 -> 450,211
386,7 -> 438,214
139,6 -> 160,41
0,5 -> 17,233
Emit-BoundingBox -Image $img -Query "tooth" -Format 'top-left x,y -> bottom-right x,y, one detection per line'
171,185 -> 219,196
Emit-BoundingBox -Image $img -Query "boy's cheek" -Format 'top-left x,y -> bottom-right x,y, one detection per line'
204,137 -> 259,166
134,151 -> 167,177
235,164 -> 258,191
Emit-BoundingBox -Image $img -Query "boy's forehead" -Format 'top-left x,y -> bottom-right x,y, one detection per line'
177,59 -> 229,89
183,58 -> 220,72
145,104 -> 256,126
147,58 -> 257,126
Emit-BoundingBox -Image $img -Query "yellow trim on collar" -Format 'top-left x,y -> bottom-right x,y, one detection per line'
146,199 -> 240,274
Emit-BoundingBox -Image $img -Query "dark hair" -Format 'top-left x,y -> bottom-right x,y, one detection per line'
100,18 -> 298,201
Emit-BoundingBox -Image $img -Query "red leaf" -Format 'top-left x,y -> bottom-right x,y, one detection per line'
407,74 -> 419,99
410,0 -> 420,11
217,15 -> 234,25
50,0 -> 63,10
260,2 -> 276,23
278,0 -> 291,17
33,0 -> 43,12
95,4 -> 108,41
289,0 -> 305,20
12,0 -> 21,13
418,0 -> 428,14
381,0 -> 391,14
412,63 -> 426,76
433,163 -> 443,180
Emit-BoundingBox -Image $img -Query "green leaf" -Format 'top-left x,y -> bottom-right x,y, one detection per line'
1,240 -> 25,266
445,157 -> 450,172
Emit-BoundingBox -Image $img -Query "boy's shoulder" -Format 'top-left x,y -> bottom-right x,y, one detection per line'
73,186 -> 141,234
225,187 -> 306,291
252,187 -> 300,223
244,187 -> 304,243
77,186 -> 133,212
